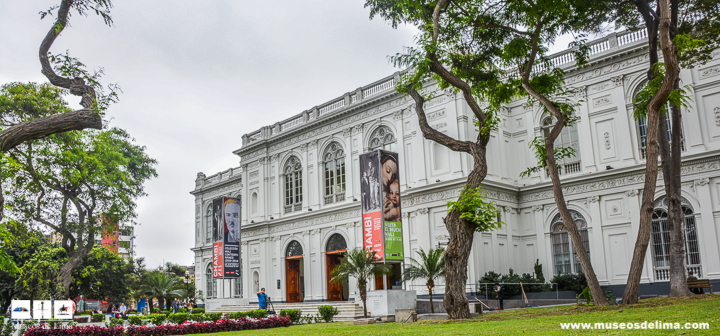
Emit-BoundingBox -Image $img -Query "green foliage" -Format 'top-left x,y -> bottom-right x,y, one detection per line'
479,270 -> 550,298
330,248 -> 392,287
188,313 -> 205,322
446,187 -> 502,232
604,290 -> 617,305
520,136 -> 577,178
71,246 -> 133,300
245,309 -> 268,319
204,312 -> 223,322
140,271 -> 184,313
147,313 -> 167,326
633,63 -> 694,120
127,315 -> 144,325
301,314 -> 321,324
48,51 -> 121,114
550,272 -> 587,292
404,248 -> 445,287
317,305 -> 339,323
191,308 -> 205,314
0,223 -> 18,276
0,319 -> 13,336
279,309 -> 302,324
47,319 -> 66,327
533,259 -> 545,283
105,318 -> 123,327
0,220 -> 46,312
91,314 -> 105,322
0,82 -> 71,131
168,313 -> 189,324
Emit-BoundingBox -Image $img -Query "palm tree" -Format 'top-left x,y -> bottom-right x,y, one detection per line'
404,248 -> 445,313
330,248 -> 391,318
142,271 -> 184,312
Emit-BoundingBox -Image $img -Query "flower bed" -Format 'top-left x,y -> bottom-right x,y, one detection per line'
23,316 -> 291,336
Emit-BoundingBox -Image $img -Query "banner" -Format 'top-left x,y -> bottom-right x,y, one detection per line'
33,300 -> 52,319
223,197 -> 241,277
10,300 -> 31,320
380,150 -> 403,261
53,300 -> 75,319
212,198 -> 223,243
360,150 -> 404,261
212,241 -> 224,278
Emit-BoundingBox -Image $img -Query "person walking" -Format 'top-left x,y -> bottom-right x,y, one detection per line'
188,300 -> 193,315
257,288 -> 268,311
171,298 -> 180,314
119,303 -> 127,320
494,282 -> 504,310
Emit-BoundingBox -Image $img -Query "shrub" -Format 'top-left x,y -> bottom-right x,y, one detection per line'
106,318 -> 124,328
317,306 -> 338,322
191,308 -> 205,314
148,313 -> 167,326
47,319 -> 65,327
91,314 -> 105,322
127,315 -> 144,326
478,269 -> 551,298
188,313 -> 205,322
551,272 -> 587,292
24,324 -> 126,336
204,312 -> 223,322
227,312 -> 247,319
1,320 -> 14,336
160,310 -> 172,316
167,313 -> 189,324
245,309 -> 267,319
279,309 -> 302,324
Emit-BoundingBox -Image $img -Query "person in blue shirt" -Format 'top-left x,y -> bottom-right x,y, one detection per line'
257,288 -> 268,310
494,282 -> 504,310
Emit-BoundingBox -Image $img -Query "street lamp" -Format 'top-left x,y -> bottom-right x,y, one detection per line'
184,271 -> 191,298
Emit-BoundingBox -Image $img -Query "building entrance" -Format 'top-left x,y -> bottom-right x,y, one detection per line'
285,240 -> 304,302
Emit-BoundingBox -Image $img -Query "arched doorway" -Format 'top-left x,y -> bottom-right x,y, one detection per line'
325,233 -> 348,301
285,240 -> 304,302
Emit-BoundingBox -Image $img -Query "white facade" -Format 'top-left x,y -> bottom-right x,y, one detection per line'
191,31 -> 720,304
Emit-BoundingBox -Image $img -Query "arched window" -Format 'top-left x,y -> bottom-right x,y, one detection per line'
633,82 -> 685,159
205,206 -> 212,243
542,116 -> 581,175
206,264 -> 214,298
326,233 -> 347,252
286,240 -> 303,257
369,126 -> 396,151
651,196 -> 701,281
251,192 -> 258,215
283,157 -> 303,214
550,210 -> 590,275
323,143 -> 346,205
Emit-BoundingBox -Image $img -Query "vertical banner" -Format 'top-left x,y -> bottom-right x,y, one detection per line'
223,197 -> 241,277
212,198 -> 224,278
380,150 -> 404,261
360,151 -> 384,259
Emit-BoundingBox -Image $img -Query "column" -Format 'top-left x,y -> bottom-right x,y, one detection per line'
343,128 -> 355,199
301,231 -> 313,301
575,87 -> 599,172
587,196 -> 609,284
532,205 -> 550,280
241,241 -> 250,299
695,178 -> 720,277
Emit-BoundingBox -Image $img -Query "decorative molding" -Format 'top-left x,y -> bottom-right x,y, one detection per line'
343,128 -> 352,137
566,53 -> 650,85
242,209 -> 361,238
533,205 -> 544,212
401,186 -> 517,208
417,208 -> 429,215
590,81 -> 611,92
427,110 -> 446,121
695,178 -> 710,187
593,95 -> 612,107
699,66 -> 720,79
301,231 -> 311,236
586,195 -> 600,203
625,189 -> 639,197
310,229 -> 321,235
714,107 -> 720,127
610,75 -> 624,87
432,122 -> 447,129
604,132 -> 611,150
249,171 -> 259,178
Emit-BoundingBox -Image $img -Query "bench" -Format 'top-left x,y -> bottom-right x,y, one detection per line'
687,279 -> 713,294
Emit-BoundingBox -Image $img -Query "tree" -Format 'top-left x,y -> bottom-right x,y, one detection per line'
0,0 -> 117,153
141,271 -> 184,313
403,248 -> 445,314
364,0 -> 519,318
330,249 -> 391,318
1,87 -> 157,298
0,220 -> 47,312
70,247 -> 133,302
610,0 -> 717,303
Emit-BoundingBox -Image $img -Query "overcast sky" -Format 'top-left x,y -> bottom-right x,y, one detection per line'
0,1 -> 586,269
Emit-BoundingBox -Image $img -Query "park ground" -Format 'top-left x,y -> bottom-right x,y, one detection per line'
191,294 -> 720,335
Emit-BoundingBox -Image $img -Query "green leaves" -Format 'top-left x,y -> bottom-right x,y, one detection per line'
330,248 -> 392,285
446,187 -> 502,232
632,63 -> 694,120
404,247 -> 445,284
521,136 -> 577,178
48,51 -> 122,114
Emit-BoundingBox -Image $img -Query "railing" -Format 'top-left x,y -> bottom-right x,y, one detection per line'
202,167 -> 242,186
363,78 -> 394,98
654,265 -> 702,281
284,205 -> 293,214
324,193 -> 346,205
408,282 -> 561,300
589,39 -> 611,55
545,161 -> 582,177
350,94 -> 358,103
319,100 -> 345,116
618,29 -> 648,46
248,131 -> 262,142
281,116 -> 304,131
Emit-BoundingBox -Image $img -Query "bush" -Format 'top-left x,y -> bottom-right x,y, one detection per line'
191,308 -> 205,314
24,324 -> 125,336
204,312 -> 223,322
550,272 -> 587,292
127,315 -> 144,326
317,306 -> 338,322
478,269 -> 551,298
188,313 -> 205,322
159,310 -> 172,316
106,318 -> 124,328
245,309 -> 267,319
148,313 -> 167,326
167,313 -> 189,324
227,312 -> 247,319
279,309 -> 302,324
1,320 -> 14,336
91,314 -> 105,322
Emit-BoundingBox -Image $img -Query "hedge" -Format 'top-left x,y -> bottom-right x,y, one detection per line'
23,316 -> 291,336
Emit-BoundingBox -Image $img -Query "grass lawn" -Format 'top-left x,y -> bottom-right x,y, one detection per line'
191,294 -> 720,335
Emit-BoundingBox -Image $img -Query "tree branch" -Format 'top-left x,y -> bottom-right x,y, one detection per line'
426,53 -> 488,127
407,84 -> 474,153
432,0 -> 450,44
0,109 -> 101,152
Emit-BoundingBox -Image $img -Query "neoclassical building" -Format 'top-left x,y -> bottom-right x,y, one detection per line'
191,30 -> 720,305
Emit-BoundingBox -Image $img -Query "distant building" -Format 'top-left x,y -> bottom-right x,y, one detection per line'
95,223 -> 135,260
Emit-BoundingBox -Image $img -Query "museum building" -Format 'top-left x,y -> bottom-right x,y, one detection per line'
191,30 -> 720,307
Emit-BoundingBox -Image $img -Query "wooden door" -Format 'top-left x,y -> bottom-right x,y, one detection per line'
326,254 -> 343,301
285,259 -> 301,302
375,274 -> 385,290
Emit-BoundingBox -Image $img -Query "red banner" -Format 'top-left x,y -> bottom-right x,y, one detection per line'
363,211 -> 384,260
212,242 -> 224,278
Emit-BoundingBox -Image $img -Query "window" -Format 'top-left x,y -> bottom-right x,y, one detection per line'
323,143 -> 346,205
634,82 -> 685,159
286,240 -> 303,257
206,206 -> 212,243
234,278 -> 242,297
542,116 -> 581,175
283,157 -> 303,214
206,265 -> 214,298
326,233 -> 347,252
550,210 -> 590,275
369,126 -> 396,151
651,196 -> 701,281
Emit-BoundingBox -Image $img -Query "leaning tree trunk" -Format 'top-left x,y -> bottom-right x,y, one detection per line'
443,158 -> 487,319
359,280 -> 368,318
623,0 -> 680,304
544,141 -> 609,306
56,246 -> 92,298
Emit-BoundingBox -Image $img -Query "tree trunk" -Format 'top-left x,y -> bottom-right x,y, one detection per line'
443,156 -> 487,319
623,0 -> 680,304
359,280 -> 367,318
56,246 -> 92,298
544,141 -> 609,306
428,284 -> 434,314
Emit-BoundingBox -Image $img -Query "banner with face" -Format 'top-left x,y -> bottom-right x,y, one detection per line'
223,197 -> 241,277
360,151 -> 384,259
380,150 -> 403,261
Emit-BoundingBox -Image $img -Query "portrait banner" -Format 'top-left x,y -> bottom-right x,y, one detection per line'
212,198 -> 223,242
212,241 -> 224,278
223,197 -> 241,277
380,150 -> 403,261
